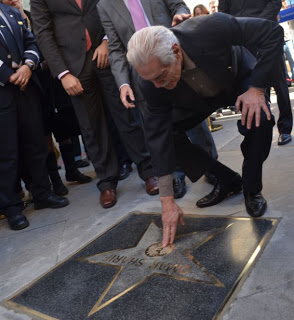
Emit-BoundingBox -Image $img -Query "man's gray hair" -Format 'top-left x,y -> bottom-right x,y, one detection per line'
127,26 -> 180,67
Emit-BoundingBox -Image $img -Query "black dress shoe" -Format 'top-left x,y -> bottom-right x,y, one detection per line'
66,169 -> 92,184
244,192 -> 267,217
34,193 -> 69,210
119,163 -> 133,181
7,213 -> 29,230
173,177 -> 187,199
196,173 -> 242,208
278,134 -> 291,146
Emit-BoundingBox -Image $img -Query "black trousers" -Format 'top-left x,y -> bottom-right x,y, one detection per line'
0,82 -> 51,216
95,67 -> 154,181
70,50 -> 119,191
172,73 -> 275,194
274,55 -> 293,135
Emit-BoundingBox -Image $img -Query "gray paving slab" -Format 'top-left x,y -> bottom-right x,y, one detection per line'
0,95 -> 293,320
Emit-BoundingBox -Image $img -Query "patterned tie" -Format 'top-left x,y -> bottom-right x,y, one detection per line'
75,0 -> 92,51
127,0 -> 148,31
0,15 -> 21,64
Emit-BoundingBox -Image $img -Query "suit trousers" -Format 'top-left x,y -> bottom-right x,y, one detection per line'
171,80 -> 274,194
70,50 -> 119,191
274,55 -> 293,135
0,82 -> 51,215
95,67 -> 154,181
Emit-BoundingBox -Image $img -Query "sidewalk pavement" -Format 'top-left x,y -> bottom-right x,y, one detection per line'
0,91 -> 294,320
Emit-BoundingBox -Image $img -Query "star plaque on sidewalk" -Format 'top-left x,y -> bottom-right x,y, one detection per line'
6,212 -> 278,320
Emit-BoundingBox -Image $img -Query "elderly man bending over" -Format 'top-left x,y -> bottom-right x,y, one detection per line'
126,13 -> 282,247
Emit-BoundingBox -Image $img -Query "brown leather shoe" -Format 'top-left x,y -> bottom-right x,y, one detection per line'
100,189 -> 117,209
145,176 -> 159,195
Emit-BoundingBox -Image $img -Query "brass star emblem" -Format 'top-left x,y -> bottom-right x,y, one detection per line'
79,221 -> 233,317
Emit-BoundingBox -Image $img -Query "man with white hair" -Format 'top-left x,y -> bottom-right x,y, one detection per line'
127,13 -> 282,247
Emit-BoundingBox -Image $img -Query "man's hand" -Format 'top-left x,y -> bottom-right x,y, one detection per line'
161,196 -> 184,247
9,65 -> 32,91
61,73 -> 84,96
235,87 -> 271,129
92,40 -> 110,69
172,13 -> 191,27
120,85 -> 136,108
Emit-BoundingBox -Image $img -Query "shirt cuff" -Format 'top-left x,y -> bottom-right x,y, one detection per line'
119,83 -> 130,91
158,174 -> 174,197
58,70 -> 70,80
103,35 -> 108,41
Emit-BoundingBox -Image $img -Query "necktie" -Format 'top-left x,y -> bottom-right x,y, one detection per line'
127,0 -> 148,31
75,0 -> 92,51
0,15 -> 21,64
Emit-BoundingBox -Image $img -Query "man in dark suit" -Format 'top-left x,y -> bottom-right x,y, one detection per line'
126,13 -> 282,246
30,0 -> 159,208
0,2 -> 69,230
98,0 -> 219,196
219,0 -> 293,146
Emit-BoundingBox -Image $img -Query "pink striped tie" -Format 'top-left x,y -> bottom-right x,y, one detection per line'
128,0 -> 148,31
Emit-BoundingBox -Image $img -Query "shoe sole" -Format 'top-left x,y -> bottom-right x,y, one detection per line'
146,189 -> 159,196
101,199 -> 117,209
278,139 -> 291,146
11,221 -> 30,230
34,199 -> 69,210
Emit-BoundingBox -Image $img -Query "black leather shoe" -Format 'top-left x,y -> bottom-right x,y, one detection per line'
196,173 -> 242,208
7,213 -> 29,230
244,192 -> 267,217
34,193 -> 69,210
66,169 -> 92,184
278,134 -> 291,146
119,163 -> 133,181
173,177 -> 187,199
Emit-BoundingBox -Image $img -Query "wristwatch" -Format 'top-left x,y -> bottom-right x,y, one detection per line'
24,62 -> 35,71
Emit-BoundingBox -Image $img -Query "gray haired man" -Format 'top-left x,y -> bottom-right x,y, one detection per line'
127,13 -> 282,247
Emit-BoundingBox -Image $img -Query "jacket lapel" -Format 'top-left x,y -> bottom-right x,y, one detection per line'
112,0 -> 135,32
141,0 -> 154,25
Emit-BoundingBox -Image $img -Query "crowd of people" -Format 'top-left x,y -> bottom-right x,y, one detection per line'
0,0 -> 292,249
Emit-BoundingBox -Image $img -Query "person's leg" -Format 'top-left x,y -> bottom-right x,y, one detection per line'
70,52 -> 119,195
17,83 -> 69,209
0,86 -> 28,230
95,67 -> 154,181
274,55 -> 293,144
173,130 -> 241,207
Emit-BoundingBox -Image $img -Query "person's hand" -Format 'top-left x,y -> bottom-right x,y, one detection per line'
235,87 -> 271,129
120,85 -> 136,108
161,196 -> 184,247
9,65 -> 32,91
172,13 -> 191,27
61,73 -> 84,96
92,40 -> 110,69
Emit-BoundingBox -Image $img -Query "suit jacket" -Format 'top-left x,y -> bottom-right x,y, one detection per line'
138,13 -> 283,177
30,0 -> 105,78
0,4 -> 40,87
218,0 -> 281,22
97,0 -> 190,93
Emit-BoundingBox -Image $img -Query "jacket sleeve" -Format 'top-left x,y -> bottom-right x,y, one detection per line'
164,0 -> 191,16
97,2 -> 131,89
30,0 -> 68,78
139,80 -> 176,177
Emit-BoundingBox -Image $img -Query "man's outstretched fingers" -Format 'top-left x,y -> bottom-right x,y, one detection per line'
162,225 -> 171,247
